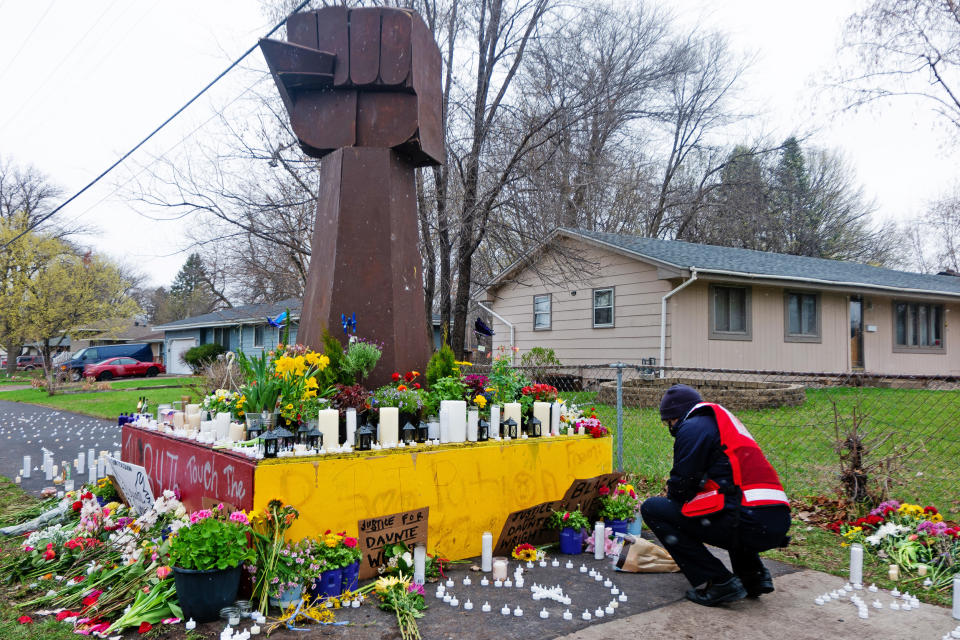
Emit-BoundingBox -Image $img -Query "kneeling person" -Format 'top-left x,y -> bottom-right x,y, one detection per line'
641,385 -> 791,606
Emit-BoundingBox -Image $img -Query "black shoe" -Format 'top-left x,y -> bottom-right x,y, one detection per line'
740,567 -> 774,598
685,576 -> 748,607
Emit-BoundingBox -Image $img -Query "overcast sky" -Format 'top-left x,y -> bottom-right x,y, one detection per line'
0,0 -> 956,287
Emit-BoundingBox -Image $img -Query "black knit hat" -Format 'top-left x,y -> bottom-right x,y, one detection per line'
659,384 -> 702,421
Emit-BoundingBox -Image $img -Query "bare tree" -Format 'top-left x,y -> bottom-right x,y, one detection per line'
836,0 -> 960,134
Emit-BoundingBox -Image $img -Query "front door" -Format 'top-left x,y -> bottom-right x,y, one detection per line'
850,296 -> 864,370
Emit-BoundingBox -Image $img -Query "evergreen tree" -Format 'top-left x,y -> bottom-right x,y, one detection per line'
168,254 -> 216,320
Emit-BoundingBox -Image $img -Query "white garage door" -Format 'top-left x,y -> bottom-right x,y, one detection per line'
167,338 -> 197,375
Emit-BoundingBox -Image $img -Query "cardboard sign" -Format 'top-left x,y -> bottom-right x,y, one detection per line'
493,473 -> 623,556
106,457 -> 155,515
357,506 -> 428,579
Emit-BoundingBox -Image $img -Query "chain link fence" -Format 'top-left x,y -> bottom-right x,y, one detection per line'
469,362 -> 960,519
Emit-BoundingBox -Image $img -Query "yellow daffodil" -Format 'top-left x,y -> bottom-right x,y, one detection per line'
305,377 -> 319,389
843,526 -> 862,539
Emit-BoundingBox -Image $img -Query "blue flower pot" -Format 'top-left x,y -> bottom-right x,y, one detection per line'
341,560 -> 360,593
559,526 -> 583,555
269,584 -> 302,609
627,516 -> 643,535
606,518 -> 629,536
320,567 -> 343,598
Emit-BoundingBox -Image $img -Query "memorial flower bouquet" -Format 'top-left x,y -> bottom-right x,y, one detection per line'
237,350 -> 282,414
250,500 -> 301,614
373,573 -> 426,640
598,479 -> 640,521
548,508 -> 590,532
380,541 -> 443,581
486,353 -> 531,404
202,388 -> 240,416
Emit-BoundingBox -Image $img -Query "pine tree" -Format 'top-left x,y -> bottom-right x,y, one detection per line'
168,254 -> 216,320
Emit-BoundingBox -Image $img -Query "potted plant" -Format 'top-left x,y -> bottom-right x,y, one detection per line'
373,379 -> 425,426
267,539 -> 311,608
308,530 -> 359,599
598,479 -> 640,535
549,508 -> 590,555
168,506 -> 252,623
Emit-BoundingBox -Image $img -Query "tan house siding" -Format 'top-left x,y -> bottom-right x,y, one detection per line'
487,243 -> 673,364
861,297 -> 959,375
669,281 -> 849,372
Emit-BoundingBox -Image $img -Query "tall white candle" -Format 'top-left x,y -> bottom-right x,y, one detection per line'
953,575 -> 960,620
490,405 -> 500,438
550,402 -> 561,436
88,461 -> 96,484
492,558 -> 508,581
849,543 -> 863,586
439,403 -> 450,443
380,407 -> 399,447
481,532 -> 493,572
43,453 -> 53,480
346,408 -> 357,446
319,409 -> 339,450
467,409 -> 479,442
173,411 -> 185,429
185,403 -> 200,415
186,412 -> 202,431
594,521 -> 605,560
97,456 -> 106,478
414,544 -> 427,585
87,449 -> 95,473
533,402 -> 551,433
229,423 -> 246,442
77,451 -> 85,474
502,402 -> 522,426
449,401 -> 467,442
22,455 -> 30,478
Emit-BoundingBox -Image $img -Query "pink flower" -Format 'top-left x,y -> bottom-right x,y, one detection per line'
343,537 -> 358,548
156,566 -> 171,580
562,512 -> 570,521
189,509 -> 213,524
229,511 -> 250,525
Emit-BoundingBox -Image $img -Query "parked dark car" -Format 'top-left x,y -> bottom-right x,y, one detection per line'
60,343 -> 155,381
83,357 -> 164,381
16,355 -> 44,370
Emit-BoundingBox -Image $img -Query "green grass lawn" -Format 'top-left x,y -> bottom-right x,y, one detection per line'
108,375 -> 197,389
0,374 -> 40,386
0,385 -> 197,420
563,386 -> 960,520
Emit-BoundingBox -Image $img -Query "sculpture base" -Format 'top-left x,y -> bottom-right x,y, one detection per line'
299,147 -> 431,387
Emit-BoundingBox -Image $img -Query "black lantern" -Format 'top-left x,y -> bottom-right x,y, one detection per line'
401,421 -> 416,445
504,417 -> 518,439
529,416 -> 542,437
246,420 -> 264,441
273,425 -> 295,451
355,424 -> 374,451
415,421 -> 429,443
477,418 -> 489,442
261,430 -> 279,458
297,422 -> 312,445
306,424 -> 323,450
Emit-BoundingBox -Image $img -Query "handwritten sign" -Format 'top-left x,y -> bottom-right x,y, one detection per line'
493,473 -> 622,556
357,506 -> 428,580
106,457 -> 155,515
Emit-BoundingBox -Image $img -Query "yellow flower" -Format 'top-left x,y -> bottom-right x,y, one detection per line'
305,352 -> 320,366
843,526 -> 862,539
454,360 -> 473,367
485,387 -> 496,393
930,513 -> 944,523
305,377 -> 319,390
473,395 -> 487,409
374,576 -> 401,593
274,357 -> 294,375
286,403 -> 294,410
292,355 -> 307,376
303,389 -> 317,399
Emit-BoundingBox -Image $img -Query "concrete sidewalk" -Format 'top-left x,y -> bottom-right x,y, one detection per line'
557,569 -> 958,640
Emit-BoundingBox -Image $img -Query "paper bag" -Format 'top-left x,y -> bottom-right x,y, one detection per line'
614,537 -> 680,573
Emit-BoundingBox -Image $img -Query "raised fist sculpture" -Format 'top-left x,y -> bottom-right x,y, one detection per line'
260,7 -> 443,389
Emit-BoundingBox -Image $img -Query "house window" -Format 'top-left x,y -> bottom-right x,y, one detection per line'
784,291 -> 821,342
593,288 -> 614,328
709,285 -> 751,340
253,325 -> 264,348
533,294 -> 551,330
894,302 -> 944,351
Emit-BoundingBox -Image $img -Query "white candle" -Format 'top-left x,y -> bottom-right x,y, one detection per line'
449,400 -> 467,442
185,403 -> 200,415
467,409 -> 479,442
492,558 -> 508,581
87,448 -> 95,472
186,412 -> 201,431
215,412 -> 231,438
490,405 -> 500,438
427,419 -> 440,440
345,408 -> 357,445
849,543 -> 863,586
594,521 -> 605,560
43,453 -> 53,480
481,532 -> 493,572
414,544 -> 426,584
88,460 -> 96,483
953,575 -> 960,620
533,402 -> 551,432
76,452 -> 84,474
228,423 -> 245,443
439,403 -> 450,443
503,402 -> 522,426
550,402 -> 561,435
173,411 -> 185,429
22,455 -> 30,478
888,564 -> 899,581
380,407 -> 399,447
319,409 -> 339,450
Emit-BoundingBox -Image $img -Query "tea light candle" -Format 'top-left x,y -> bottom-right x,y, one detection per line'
618,593 -> 627,602
594,607 -> 604,618
450,597 -> 459,607
594,521 -> 605,560
565,560 -> 574,569
580,564 -> 587,573
513,606 -> 523,617
482,602 -> 491,612
443,593 -> 451,603
527,561 -> 534,569
889,564 -> 900,581
228,613 -> 240,626
463,576 -> 472,586
414,544 -> 426,584
611,587 -> 619,595
445,578 -> 454,588
605,605 -> 614,615
185,619 -> 196,631
539,608 -> 549,619
481,532 -> 493,572
250,624 -> 261,635
464,599 -> 473,610
594,573 -> 603,582
493,558 -> 508,581
501,605 -> 511,615
539,560 -> 547,567
480,577 -> 489,586
603,579 -> 612,587
563,609 -> 572,620
494,580 -> 503,588
581,610 -> 592,620
504,579 -> 513,588
552,559 -> 560,567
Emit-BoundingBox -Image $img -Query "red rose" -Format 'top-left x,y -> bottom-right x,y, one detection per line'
138,622 -> 153,634
72,501 -> 82,512
82,492 -> 93,500
392,372 -> 401,382
599,486 -> 610,496
43,549 -> 55,561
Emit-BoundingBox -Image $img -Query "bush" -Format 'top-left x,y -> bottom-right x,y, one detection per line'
520,347 -> 561,383
182,343 -> 226,373
426,344 -> 456,386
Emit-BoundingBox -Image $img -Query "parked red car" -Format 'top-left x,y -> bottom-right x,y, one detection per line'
83,357 -> 164,381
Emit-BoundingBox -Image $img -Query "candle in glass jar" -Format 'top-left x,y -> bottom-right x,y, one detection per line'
319,409 -> 339,450
481,532 -> 493,572
849,543 -> 863,586
503,402 -> 522,426
414,544 -> 426,584
467,409 -> 479,442
186,411 -> 202,431
346,408 -> 357,445
888,564 -> 899,581
492,558 -> 508,581
490,405 -> 500,438
185,403 -> 200,415
380,407 -> 399,447
594,521 -> 605,560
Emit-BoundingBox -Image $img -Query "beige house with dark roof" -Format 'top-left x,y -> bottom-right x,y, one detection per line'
479,229 -> 960,376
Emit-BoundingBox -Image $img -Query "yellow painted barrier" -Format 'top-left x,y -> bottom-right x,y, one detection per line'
253,436 -> 612,560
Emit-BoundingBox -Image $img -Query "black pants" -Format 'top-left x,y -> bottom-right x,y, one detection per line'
640,496 -> 791,587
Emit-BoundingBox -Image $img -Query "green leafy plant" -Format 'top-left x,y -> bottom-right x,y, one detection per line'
250,500 -> 300,614
341,338 -> 383,382
597,480 -> 640,521
487,353 -> 531,404
236,349 -> 281,414
321,330 -> 353,386
168,509 -> 252,571
520,346 -> 561,382
374,385 -> 425,416
548,508 -> 590,531
426,344 -> 456,385
182,343 -> 226,373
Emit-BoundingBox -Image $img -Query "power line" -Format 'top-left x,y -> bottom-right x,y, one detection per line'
1,0 -> 311,252
0,0 -> 55,84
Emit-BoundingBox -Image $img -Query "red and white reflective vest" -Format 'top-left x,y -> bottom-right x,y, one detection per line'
680,402 -> 790,517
